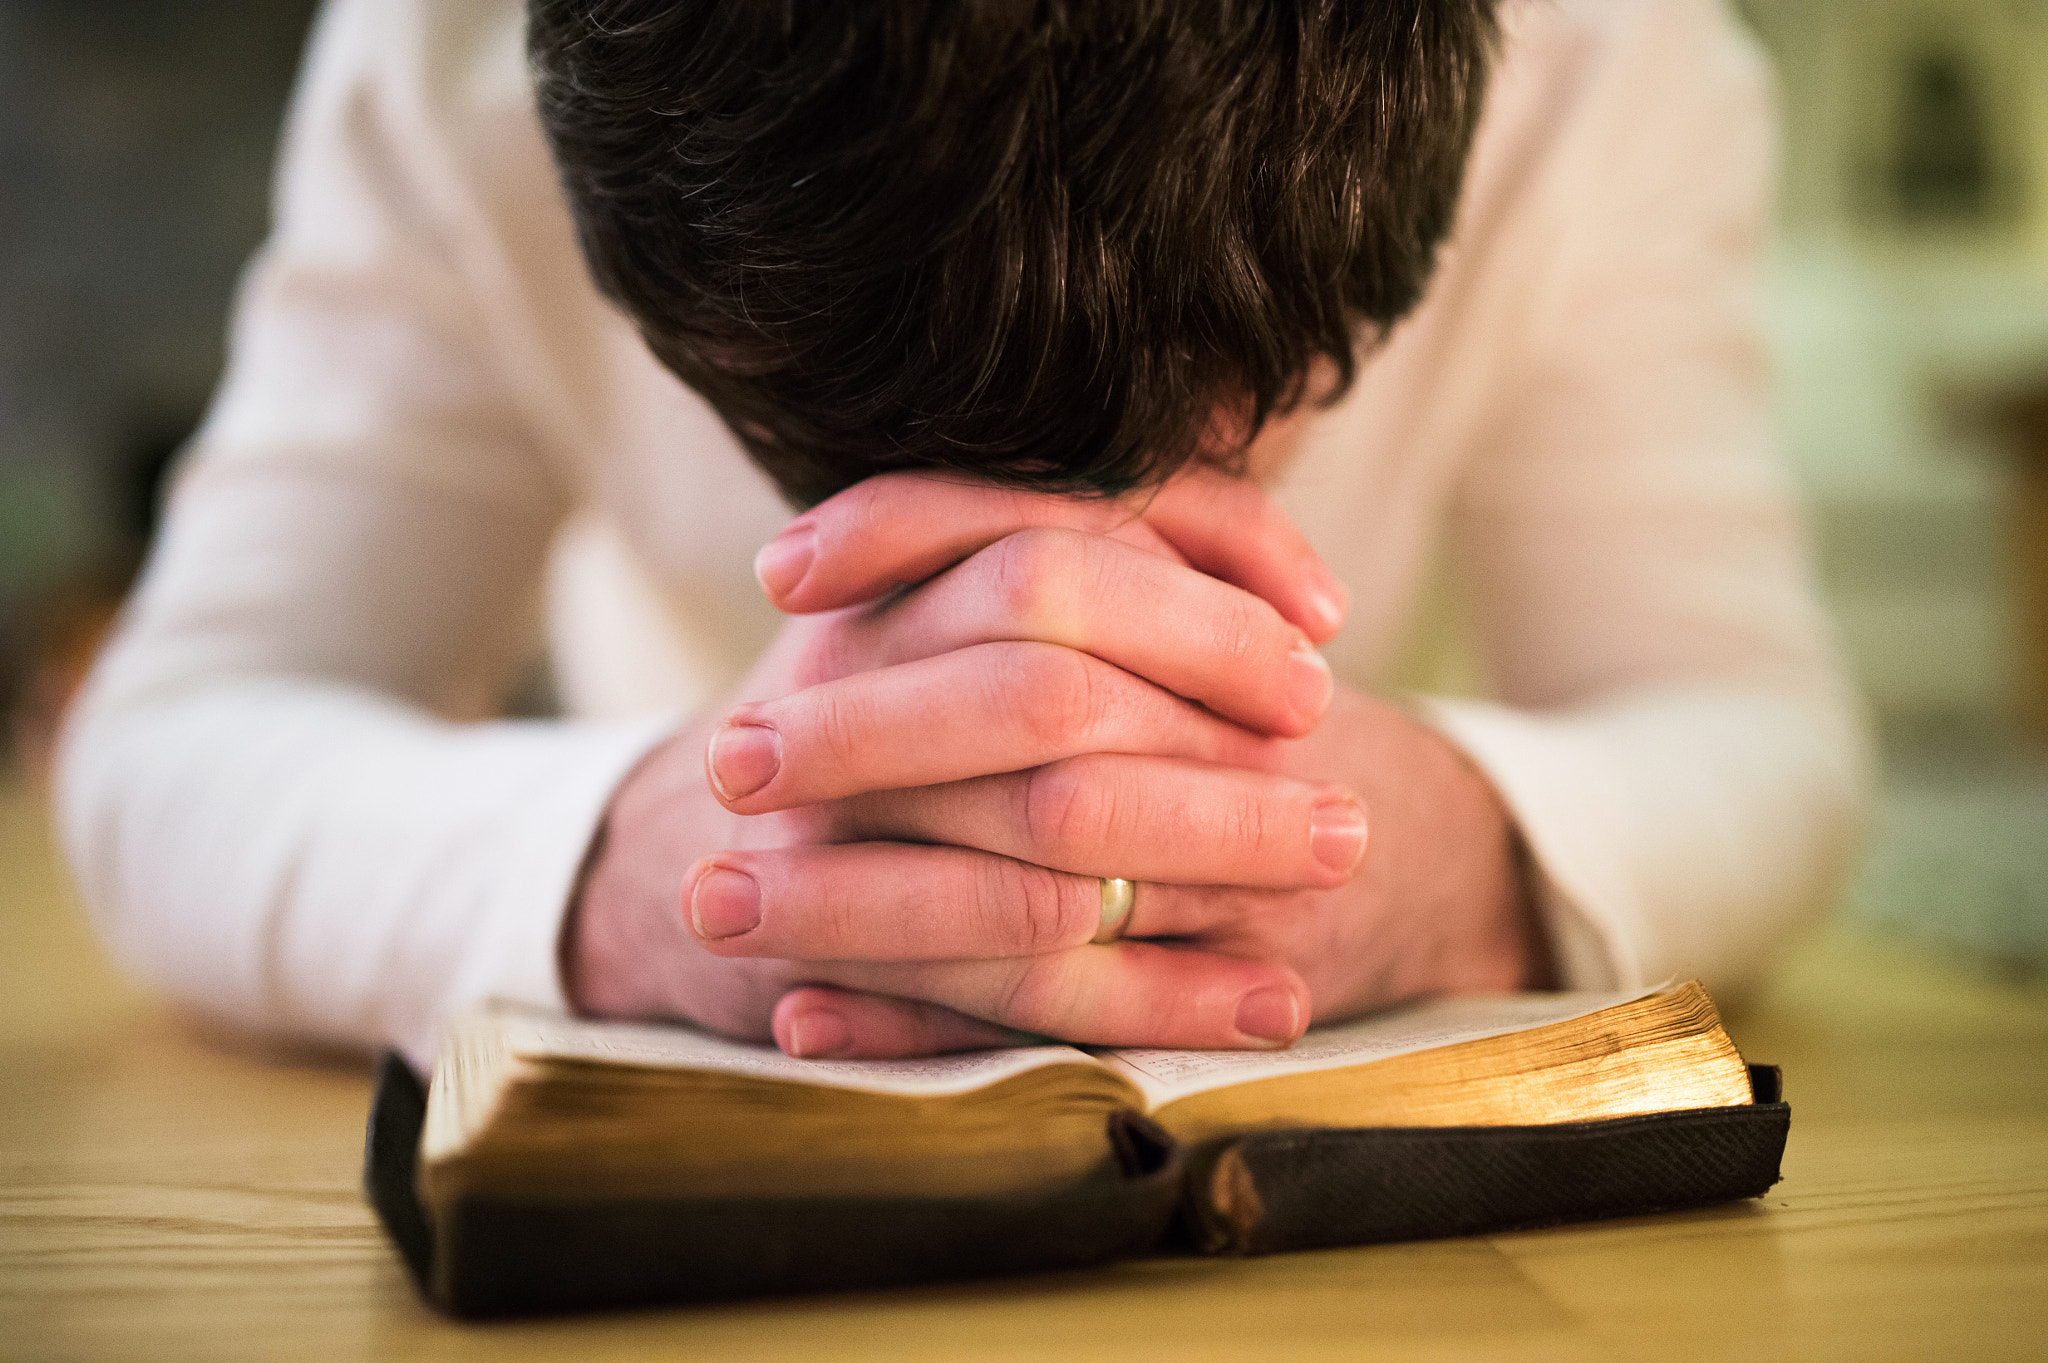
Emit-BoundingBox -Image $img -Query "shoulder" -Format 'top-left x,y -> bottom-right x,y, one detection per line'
1486,0 -> 1772,143
297,0 -> 526,103
284,0 -> 533,186
1457,0 -> 1776,252
279,0 -> 591,325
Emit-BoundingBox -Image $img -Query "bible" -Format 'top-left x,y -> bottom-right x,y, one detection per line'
366,981 -> 1788,1317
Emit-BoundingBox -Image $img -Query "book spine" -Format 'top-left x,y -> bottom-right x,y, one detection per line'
1184,1102 -> 1791,1256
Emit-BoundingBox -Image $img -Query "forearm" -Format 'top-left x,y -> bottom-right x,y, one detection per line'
58,668 -> 669,1067
53,453 -> 633,1069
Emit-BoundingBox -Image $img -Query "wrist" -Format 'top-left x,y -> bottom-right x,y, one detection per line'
1423,725 -> 1556,993
560,724 -> 717,1019
1312,691 -> 1554,1006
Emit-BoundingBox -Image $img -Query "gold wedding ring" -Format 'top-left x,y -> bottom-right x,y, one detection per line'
1092,877 -> 1136,944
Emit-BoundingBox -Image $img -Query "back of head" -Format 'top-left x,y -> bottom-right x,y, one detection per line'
531,0 -> 1498,507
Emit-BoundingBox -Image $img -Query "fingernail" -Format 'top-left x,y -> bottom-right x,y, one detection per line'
707,722 -> 781,801
1310,794 -> 1369,876
786,1008 -> 852,1058
689,865 -> 762,939
1306,577 -> 1348,638
754,525 -> 816,602
1288,639 -> 1333,725
1235,986 -> 1301,1045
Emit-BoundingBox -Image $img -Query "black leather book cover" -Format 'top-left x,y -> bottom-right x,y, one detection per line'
364,1054 -> 1788,1317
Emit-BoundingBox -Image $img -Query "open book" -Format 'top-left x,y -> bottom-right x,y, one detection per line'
371,982 -> 1788,1316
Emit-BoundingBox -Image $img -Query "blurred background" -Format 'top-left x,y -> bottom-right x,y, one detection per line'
1,0 -> 2044,978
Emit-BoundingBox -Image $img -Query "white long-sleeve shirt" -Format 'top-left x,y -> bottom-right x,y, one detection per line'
57,0 -> 1870,1069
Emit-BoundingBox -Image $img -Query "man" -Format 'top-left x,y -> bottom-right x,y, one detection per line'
58,0 -> 1867,1070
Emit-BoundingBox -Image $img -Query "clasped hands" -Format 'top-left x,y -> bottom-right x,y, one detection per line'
567,469 -> 1543,1059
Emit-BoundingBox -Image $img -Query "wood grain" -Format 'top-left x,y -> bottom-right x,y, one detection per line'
3,776 -> 2044,1361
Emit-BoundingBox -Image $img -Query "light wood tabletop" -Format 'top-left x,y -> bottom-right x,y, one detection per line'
3,774 -> 2044,1362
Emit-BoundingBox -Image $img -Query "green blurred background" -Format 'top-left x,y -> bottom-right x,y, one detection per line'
1,0 -> 2043,977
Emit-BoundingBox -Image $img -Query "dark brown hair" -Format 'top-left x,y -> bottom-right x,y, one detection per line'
531,1 -> 1497,507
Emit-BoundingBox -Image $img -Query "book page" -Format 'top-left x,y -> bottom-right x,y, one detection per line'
488,1002 -> 1100,1098
1100,987 -> 1664,1110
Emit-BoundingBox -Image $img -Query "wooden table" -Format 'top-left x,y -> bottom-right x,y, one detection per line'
3,776 -> 2044,1361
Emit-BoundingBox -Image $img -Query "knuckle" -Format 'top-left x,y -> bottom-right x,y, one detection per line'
1021,759 -> 1113,863
1226,782 -> 1277,857
1208,591 -> 1280,674
976,857 -> 1085,953
995,644 -> 1103,754
818,881 -> 868,954
983,528 -> 1082,636
805,682 -> 875,775
992,955 -> 1077,1032
1015,757 -> 1097,855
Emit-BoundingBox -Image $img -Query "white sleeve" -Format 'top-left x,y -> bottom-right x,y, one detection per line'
1426,0 -> 1871,995
53,0 -> 671,1069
